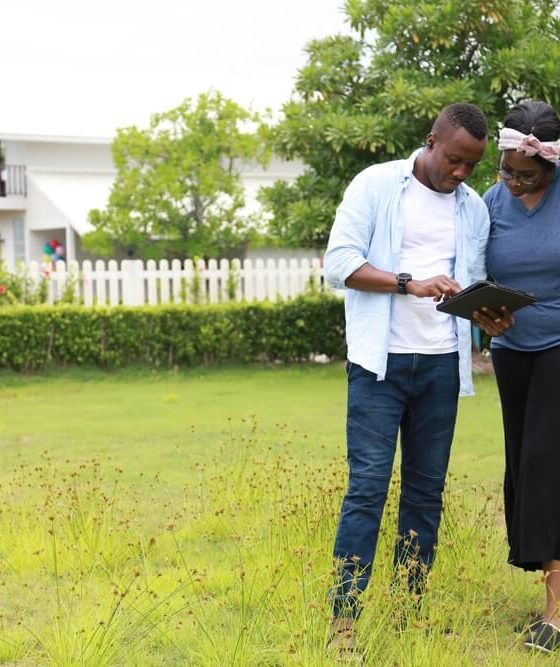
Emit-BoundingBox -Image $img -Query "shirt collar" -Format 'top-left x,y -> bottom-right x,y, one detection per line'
402,147 -> 469,204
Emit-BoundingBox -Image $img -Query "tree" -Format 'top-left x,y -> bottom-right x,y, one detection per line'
84,92 -> 269,260
261,0 -> 560,248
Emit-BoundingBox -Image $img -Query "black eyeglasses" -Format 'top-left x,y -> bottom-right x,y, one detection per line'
497,156 -> 543,187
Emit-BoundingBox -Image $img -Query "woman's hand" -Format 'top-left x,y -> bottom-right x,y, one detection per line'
473,306 -> 515,337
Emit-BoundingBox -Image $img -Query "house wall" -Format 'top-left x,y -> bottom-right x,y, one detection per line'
4,138 -> 114,172
0,212 -> 16,267
0,134 -> 306,266
24,173 -> 69,263
25,176 -> 69,230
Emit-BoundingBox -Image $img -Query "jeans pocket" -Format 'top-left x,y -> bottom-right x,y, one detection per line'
346,361 -> 365,384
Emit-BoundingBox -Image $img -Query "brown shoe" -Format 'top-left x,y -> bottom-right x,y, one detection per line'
326,618 -> 363,661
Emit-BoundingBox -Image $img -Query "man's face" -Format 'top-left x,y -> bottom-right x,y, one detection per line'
424,127 -> 487,194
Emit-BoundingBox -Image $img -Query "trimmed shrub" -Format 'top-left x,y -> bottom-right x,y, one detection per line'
0,295 -> 346,371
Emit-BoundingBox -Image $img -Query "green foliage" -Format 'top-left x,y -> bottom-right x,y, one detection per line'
262,0 -> 560,247
0,295 -> 345,371
58,266 -> 80,305
189,258 -> 204,305
0,262 -> 48,306
225,262 -> 240,301
84,92 -> 270,260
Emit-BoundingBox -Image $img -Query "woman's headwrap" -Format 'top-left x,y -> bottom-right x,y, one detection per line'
498,127 -> 560,163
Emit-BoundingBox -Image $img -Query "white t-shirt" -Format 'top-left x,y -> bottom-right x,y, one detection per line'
389,175 -> 458,354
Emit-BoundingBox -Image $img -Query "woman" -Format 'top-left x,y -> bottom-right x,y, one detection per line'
478,100 -> 560,653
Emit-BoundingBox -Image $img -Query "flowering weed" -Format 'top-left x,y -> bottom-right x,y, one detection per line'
0,366 -> 546,665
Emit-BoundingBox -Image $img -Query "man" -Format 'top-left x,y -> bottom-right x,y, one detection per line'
324,103 -> 509,650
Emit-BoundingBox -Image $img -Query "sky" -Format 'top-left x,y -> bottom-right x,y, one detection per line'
2,0 -> 350,138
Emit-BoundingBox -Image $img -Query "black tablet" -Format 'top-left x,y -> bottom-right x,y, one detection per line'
436,280 -> 536,321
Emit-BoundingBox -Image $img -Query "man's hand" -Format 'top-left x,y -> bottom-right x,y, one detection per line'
407,275 -> 462,301
473,306 -> 515,336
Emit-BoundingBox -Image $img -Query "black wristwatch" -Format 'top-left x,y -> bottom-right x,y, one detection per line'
396,273 -> 412,295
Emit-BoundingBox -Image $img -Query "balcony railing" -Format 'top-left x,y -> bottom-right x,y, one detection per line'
0,165 -> 27,197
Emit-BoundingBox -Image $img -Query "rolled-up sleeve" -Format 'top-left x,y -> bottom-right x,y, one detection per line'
323,170 -> 378,288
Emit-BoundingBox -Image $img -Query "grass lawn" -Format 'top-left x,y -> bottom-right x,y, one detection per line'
0,365 -> 546,665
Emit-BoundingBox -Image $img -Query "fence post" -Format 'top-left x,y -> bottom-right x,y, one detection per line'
66,260 -> 81,304
145,259 -> 157,305
197,258 -> 207,304
277,258 -> 288,300
288,258 -> 299,298
95,260 -> 107,305
184,259 -> 194,304
243,259 -> 254,301
219,258 -> 229,303
171,259 -> 182,303
121,260 -> 144,305
300,258 -> 311,294
51,260 -> 67,303
311,257 -> 322,293
83,260 -> 93,306
160,259 -> 170,304
263,258 -> 274,301
231,258 -> 242,302
207,258 -> 218,303
107,260 -> 120,305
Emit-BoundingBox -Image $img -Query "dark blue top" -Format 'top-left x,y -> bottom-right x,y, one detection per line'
484,165 -> 560,351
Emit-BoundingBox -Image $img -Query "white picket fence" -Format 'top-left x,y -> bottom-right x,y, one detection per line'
28,258 -> 329,306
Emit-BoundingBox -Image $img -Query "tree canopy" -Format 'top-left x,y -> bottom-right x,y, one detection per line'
84,92 -> 269,260
261,0 -> 560,248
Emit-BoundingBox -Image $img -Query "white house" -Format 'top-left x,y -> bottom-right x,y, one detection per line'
0,133 -> 305,269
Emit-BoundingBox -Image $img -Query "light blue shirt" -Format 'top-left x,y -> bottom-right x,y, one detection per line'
324,149 -> 490,397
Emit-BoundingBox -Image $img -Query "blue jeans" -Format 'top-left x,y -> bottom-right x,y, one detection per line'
332,353 -> 459,618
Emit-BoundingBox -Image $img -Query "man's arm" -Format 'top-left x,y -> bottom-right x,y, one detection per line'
323,177 -> 373,288
325,166 -> 461,300
346,264 -> 461,300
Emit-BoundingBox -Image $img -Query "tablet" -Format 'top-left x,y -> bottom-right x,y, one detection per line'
436,280 -> 536,321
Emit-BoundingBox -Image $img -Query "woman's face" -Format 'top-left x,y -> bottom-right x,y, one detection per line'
499,150 -> 551,198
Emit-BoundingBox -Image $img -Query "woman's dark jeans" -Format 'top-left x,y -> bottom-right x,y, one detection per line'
332,353 -> 459,618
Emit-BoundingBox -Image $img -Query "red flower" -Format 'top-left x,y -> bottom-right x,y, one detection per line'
0,285 -> 6,295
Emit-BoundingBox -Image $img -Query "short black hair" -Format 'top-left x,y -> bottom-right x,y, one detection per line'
433,103 -> 488,141
503,100 -> 560,170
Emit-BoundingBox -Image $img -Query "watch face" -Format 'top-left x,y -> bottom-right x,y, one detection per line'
397,273 -> 412,294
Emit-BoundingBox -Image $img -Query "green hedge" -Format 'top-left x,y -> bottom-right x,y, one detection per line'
0,295 -> 346,371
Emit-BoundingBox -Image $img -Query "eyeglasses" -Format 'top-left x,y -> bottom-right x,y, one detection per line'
497,156 -> 544,187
